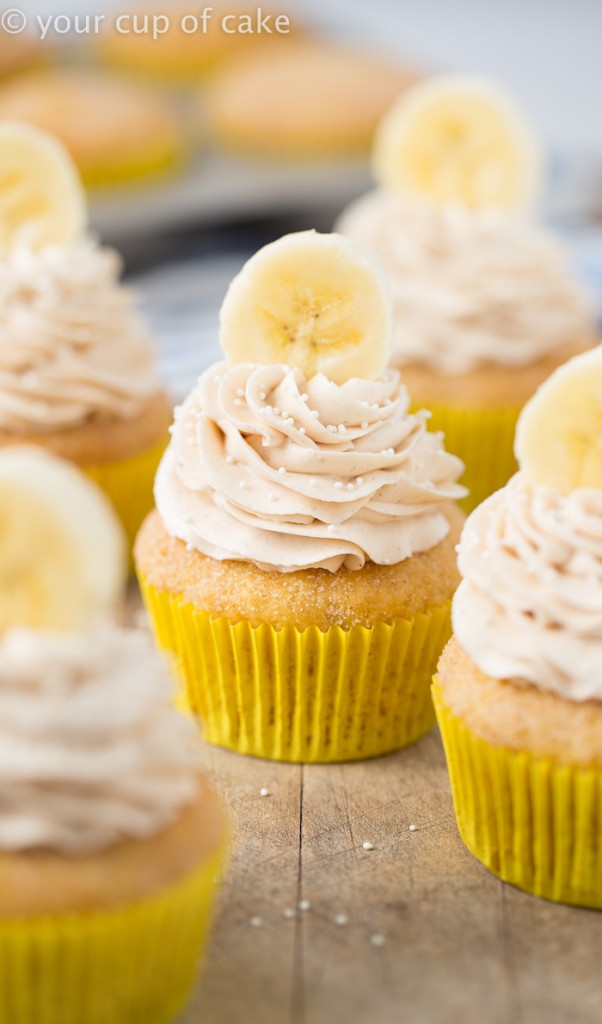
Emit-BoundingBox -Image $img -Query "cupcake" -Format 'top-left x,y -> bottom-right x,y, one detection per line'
136,230 -> 466,763
100,3 -> 300,84
0,69 -> 184,188
0,122 -> 172,547
205,40 -> 419,161
0,623 -> 227,1023
337,76 -> 595,511
434,345 -> 602,908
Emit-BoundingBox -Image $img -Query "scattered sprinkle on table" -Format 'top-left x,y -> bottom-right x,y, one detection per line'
259,788 -> 270,797
409,824 -> 417,832
370,934 -> 385,947
298,900 -> 311,912
362,841 -> 374,851
334,914 -> 348,926
250,916 -> 263,928
282,908 -> 295,920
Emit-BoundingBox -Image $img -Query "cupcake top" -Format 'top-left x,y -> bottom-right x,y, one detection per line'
155,230 -> 465,573
0,239 -> 162,434
0,121 -> 161,434
337,194 -> 591,374
453,347 -> 602,702
0,624 -> 199,854
337,76 -> 593,374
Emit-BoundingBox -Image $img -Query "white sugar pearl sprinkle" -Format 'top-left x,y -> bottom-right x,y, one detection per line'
234,398 -> 243,407
272,407 -> 281,415
236,388 -> 245,397
226,455 -> 235,464
301,394 -> 309,402
278,467 -> 286,475
250,917 -> 263,928
361,421 -> 368,429
299,427 -> 306,435
269,493 -> 278,502
298,900 -> 311,912
334,914 -> 348,926
259,787 -> 270,797
370,934 -> 385,947
259,391 -> 266,400
327,425 -> 337,433
334,482 -> 343,490
309,479 -> 317,487
239,481 -> 248,489
311,410 -> 320,418
362,841 -> 374,851
327,524 -> 337,533
283,908 -> 296,920
346,483 -> 354,491
338,425 -> 346,433
357,477 -> 364,486
409,824 -> 417,832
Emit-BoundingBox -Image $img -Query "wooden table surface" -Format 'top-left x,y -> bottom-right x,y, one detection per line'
179,731 -> 602,1024
128,589 -> 601,1024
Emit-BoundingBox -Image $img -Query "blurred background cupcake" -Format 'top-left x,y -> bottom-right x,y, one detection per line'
337,75 -> 597,511
0,122 -> 172,548
0,622 -> 228,1023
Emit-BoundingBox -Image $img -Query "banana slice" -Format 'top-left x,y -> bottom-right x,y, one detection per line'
372,75 -> 540,211
515,347 -> 602,493
220,230 -> 393,384
0,121 -> 86,252
0,446 -> 127,633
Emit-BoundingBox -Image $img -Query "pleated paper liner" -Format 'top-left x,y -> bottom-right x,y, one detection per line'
139,572 -> 452,762
83,438 -> 166,552
433,681 -> 602,909
0,845 -> 224,1024
412,402 -> 522,513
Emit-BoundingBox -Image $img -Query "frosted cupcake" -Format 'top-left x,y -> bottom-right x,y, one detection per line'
0,623 -> 227,1023
337,76 -> 595,511
0,122 -> 171,546
434,346 -> 602,908
136,230 -> 466,763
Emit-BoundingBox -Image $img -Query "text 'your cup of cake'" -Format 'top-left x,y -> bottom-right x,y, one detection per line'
0,121 -> 172,550
136,229 -> 467,763
434,345 -> 602,909
337,75 -> 596,512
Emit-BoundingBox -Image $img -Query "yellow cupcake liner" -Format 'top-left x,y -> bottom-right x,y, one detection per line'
138,572 -> 452,762
0,845 -> 224,1024
413,401 -> 522,513
433,681 -> 602,909
83,438 -> 166,551
80,143 -> 184,190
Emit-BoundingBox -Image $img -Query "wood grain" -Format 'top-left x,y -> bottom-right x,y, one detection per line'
130,592 -> 602,1024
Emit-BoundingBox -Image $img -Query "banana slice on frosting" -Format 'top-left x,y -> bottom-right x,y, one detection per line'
515,346 -> 602,494
0,120 -> 86,252
0,446 -> 127,633
372,75 -> 540,211
220,230 -> 393,384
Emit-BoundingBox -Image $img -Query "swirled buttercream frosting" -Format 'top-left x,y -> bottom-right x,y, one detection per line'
0,239 -> 161,433
337,192 -> 592,374
453,473 -> 602,701
155,361 -> 466,573
0,625 -> 199,854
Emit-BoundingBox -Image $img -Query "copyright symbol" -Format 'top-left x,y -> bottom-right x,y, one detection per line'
1,8 -> 27,33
